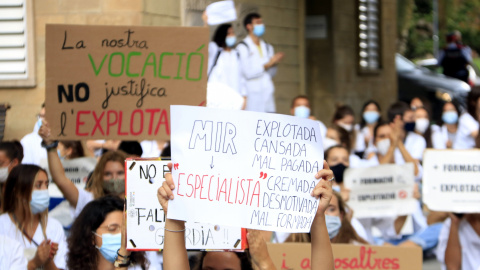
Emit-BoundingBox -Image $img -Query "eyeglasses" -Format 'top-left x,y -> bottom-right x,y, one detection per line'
96,223 -> 122,234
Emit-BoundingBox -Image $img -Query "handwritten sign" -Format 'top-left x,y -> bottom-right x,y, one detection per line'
40,157 -> 97,198
267,243 -> 422,270
344,163 -> 417,218
423,150 -> 480,213
168,106 -> 324,233
45,24 -> 208,140
125,158 -> 246,251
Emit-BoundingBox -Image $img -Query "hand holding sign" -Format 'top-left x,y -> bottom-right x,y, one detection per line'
246,229 -> 276,270
312,160 -> 334,216
157,162 -> 174,215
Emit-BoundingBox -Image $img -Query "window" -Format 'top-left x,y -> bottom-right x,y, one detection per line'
0,0 -> 35,87
357,0 -> 381,74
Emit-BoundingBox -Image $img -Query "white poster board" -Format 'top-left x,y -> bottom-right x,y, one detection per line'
344,163 -> 417,218
168,106 -> 324,233
125,158 -> 245,251
41,157 -> 97,198
423,150 -> 480,213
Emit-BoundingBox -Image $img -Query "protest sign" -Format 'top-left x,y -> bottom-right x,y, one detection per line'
423,149 -> 480,213
344,163 -> 417,218
168,106 -> 324,233
125,158 -> 246,251
45,24 -> 208,140
40,157 -> 97,198
267,243 -> 422,270
206,0 -> 237,25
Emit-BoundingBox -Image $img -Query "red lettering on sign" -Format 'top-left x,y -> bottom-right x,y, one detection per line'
76,110 -> 90,136
176,173 -> 184,197
92,111 -> 106,136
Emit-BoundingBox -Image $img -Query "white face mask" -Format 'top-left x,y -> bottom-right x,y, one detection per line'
376,138 -> 391,156
0,166 -> 8,183
337,122 -> 353,132
415,118 -> 430,134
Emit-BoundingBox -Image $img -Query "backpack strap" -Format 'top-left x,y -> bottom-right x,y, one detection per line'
208,49 -> 222,79
237,41 -> 250,53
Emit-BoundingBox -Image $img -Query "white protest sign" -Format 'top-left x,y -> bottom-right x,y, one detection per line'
125,158 -> 246,251
423,150 -> 480,213
206,0 -> 237,25
344,163 -> 417,218
41,157 -> 97,198
168,106 -> 324,233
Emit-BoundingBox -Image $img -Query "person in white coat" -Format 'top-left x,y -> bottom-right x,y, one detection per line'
207,23 -> 246,107
237,13 -> 284,112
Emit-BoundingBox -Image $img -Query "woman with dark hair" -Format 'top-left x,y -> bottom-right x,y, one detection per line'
206,18 -> 246,107
332,105 -> 365,157
57,141 -> 85,160
453,86 -> 480,149
158,162 -> 335,270
286,192 -> 369,245
359,100 -> 382,154
39,122 -> 128,218
431,101 -> 461,149
0,140 -> 23,205
413,107 -> 434,148
0,164 -> 67,269
67,196 -> 149,270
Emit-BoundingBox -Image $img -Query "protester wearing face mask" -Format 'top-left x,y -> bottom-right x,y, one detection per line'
332,105 -> 366,157
285,191 -> 369,245
204,18 -> 247,109
0,141 -> 23,190
39,121 -> 128,219
359,100 -> 382,155
20,103 -> 47,165
432,102 -> 461,149
237,13 -> 284,113
0,165 -> 67,270
453,87 -> 480,149
56,141 -> 85,160
290,95 -> 327,139
67,196 -> 150,270
414,107 -> 433,148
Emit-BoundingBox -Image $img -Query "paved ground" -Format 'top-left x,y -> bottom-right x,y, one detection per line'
423,258 -> 442,270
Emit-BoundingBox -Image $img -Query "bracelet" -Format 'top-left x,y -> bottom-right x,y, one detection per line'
116,249 -> 130,259
41,140 -> 59,150
164,227 -> 186,232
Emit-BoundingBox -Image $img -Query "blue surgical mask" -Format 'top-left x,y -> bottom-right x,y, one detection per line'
30,190 -> 50,214
225,36 -> 236,47
325,215 -> 342,239
442,111 -> 458,124
294,106 -> 310,118
363,111 -> 380,124
93,232 -> 122,263
57,150 -> 66,160
34,118 -> 43,133
253,24 -> 265,37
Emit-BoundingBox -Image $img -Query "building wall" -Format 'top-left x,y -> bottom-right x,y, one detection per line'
1,0 -> 304,140
307,0 -> 397,124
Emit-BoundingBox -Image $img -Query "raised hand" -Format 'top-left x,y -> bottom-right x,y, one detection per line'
157,163 -> 174,215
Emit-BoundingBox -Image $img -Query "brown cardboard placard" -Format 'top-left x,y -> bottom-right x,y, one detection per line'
267,243 -> 422,270
46,24 -> 208,140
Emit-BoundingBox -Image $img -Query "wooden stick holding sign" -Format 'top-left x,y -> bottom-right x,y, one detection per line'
46,24 -> 208,140
125,158 -> 246,251
167,106 -> 324,232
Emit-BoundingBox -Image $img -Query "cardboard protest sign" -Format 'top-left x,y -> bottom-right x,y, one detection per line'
168,106 -> 324,233
423,149 -> 480,213
267,243 -> 422,270
45,24 -> 208,140
344,163 -> 417,218
40,157 -> 97,198
125,158 -> 246,251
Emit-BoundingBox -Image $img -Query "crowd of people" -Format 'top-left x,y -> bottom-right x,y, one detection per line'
1,11 -> 480,270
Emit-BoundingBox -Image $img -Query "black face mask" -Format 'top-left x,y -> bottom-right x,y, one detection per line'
404,122 -> 416,132
330,163 -> 348,184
